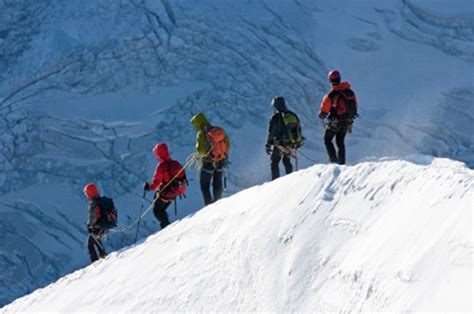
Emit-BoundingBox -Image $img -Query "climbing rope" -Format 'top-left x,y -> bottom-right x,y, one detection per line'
298,150 -> 320,163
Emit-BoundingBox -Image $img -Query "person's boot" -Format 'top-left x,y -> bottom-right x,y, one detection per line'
89,252 -> 99,263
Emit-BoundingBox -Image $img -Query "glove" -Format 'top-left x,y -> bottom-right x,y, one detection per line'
265,144 -> 272,155
318,112 -> 328,119
143,182 -> 150,191
87,224 -> 94,233
328,120 -> 338,130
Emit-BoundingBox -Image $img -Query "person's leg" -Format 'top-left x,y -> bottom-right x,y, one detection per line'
212,161 -> 224,202
152,198 -> 171,229
200,162 -> 215,205
324,128 -> 338,163
336,130 -> 347,165
87,234 -> 99,263
270,149 -> 282,180
282,154 -> 293,174
94,232 -> 107,258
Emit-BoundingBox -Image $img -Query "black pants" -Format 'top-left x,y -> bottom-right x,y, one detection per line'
200,160 -> 224,205
87,228 -> 107,263
271,148 -> 293,180
152,196 -> 171,229
324,125 -> 347,165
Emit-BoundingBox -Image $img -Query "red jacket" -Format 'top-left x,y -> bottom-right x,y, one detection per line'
149,143 -> 186,199
320,82 -> 358,117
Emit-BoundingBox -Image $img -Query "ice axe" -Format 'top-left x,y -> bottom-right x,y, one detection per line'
134,189 -> 147,243
293,149 -> 299,171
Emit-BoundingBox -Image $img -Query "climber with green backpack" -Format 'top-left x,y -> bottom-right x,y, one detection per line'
265,96 -> 304,180
191,112 -> 231,205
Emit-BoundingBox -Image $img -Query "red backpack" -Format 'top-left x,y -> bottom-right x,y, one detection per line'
329,89 -> 358,122
161,160 -> 187,199
206,126 -> 229,161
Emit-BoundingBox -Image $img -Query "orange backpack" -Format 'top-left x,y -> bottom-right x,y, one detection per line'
206,126 -> 229,161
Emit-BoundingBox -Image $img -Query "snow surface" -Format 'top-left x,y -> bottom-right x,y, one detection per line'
1,158 -> 472,312
1,0 -> 473,306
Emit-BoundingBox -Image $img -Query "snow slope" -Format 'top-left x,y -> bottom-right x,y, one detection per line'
2,157 -> 472,312
1,0 -> 473,305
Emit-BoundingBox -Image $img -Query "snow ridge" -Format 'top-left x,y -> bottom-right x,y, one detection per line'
1,158 -> 472,312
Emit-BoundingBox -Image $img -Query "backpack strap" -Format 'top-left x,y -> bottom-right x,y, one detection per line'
204,125 -> 214,158
333,93 -> 340,108
164,161 -> 177,186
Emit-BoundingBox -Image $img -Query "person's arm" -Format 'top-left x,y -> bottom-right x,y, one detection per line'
266,116 -> 277,145
196,131 -> 211,157
87,201 -> 97,229
318,95 -> 332,119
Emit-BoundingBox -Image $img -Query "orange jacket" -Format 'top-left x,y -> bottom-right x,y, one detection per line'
319,82 -> 358,114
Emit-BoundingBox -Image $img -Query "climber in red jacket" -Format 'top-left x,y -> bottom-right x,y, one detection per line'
143,143 -> 187,229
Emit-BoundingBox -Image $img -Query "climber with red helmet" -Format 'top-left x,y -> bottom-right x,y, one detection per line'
318,70 -> 359,165
83,183 -> 117,263
143,143 -> 187,229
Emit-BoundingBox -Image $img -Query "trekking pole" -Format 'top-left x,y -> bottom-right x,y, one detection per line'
223,169 -> 227,191
134,189 -> 147,243
91,233 -> 106,252
319,118 -> 326,130
294,149 -> 299,171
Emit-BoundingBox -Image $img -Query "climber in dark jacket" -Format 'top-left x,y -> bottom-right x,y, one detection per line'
265,96 -> 301,180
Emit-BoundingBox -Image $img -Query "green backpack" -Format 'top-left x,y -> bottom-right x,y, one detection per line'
282,112 -> 303,148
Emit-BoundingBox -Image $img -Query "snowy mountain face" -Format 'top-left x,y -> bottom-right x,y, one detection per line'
1,158 -> 472,312
0,0 -> 472,306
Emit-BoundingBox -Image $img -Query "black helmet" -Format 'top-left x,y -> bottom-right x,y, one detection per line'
271,96 -> 287,112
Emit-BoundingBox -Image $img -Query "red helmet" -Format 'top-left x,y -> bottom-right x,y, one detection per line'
328,70 -> 341,84
83,183 -> 100,199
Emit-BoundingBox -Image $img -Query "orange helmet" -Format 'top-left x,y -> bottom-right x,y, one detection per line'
83,183 -> 100,199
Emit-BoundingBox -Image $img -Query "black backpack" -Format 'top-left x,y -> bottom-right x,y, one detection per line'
329,89 -> 358,121
96,196 -> 117,229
